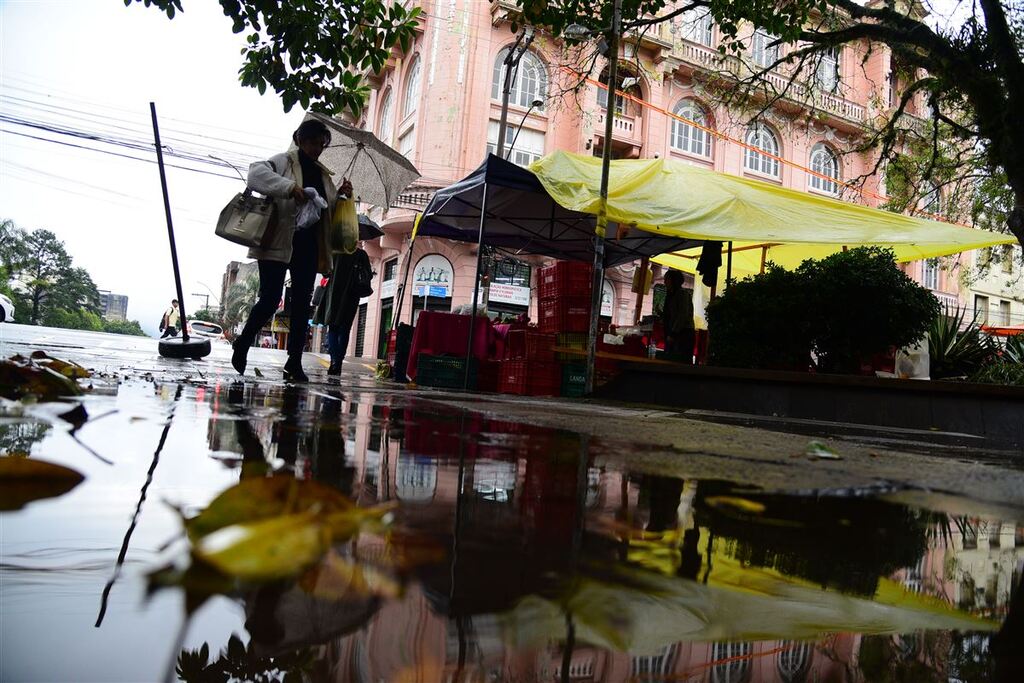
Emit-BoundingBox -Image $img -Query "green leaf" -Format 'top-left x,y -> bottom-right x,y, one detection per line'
195,512 -> 328,580
0,456 -> 85,511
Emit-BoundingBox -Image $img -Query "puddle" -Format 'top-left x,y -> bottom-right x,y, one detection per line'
1,378 -> 1021,682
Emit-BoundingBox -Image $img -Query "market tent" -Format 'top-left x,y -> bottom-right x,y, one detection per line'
530,151 -> 1016,265
415,153 -> 701,266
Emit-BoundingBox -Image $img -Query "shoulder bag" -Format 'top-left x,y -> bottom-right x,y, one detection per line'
214,160 -> 279,248
352,250 -> 375,298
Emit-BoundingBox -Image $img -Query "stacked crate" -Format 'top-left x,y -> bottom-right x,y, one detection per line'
537,262 -> 593,334
499,329 -> 560,395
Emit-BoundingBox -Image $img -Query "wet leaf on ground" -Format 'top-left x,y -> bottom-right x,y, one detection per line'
0,456 -> 85,510
195,512 -> 329,580
806,440 -> 842,459
297,549 -> 401,600
0,355 -> 83,400
30,351 -> 91,379
704,495 -> 768,515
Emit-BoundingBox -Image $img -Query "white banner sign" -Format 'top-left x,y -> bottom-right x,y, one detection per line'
380,279 -> 396,299
488,283 -> 531,307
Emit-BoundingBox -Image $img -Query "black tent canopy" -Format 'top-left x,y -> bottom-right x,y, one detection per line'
416,154 -> 700,266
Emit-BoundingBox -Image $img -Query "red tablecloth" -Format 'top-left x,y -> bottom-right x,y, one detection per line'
406,311 -> 494,380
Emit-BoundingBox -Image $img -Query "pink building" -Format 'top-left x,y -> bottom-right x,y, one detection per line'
339,1 -> 953,360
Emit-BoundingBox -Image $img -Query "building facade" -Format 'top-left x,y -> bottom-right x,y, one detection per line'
97,290 -> 128,322
963,244 -> 1024,327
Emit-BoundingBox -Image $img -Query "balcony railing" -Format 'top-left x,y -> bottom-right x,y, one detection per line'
595,111 -> 642,145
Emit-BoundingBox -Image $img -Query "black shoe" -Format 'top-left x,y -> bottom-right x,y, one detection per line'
231,341 -> 248,375
283,356 -> 308,383
327,361 -> 341,376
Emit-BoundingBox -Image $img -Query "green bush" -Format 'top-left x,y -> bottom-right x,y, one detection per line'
969,360 -> 1024,386
707,247 -> 940,374
706,266 -> 815,370
927,306 -> 997,379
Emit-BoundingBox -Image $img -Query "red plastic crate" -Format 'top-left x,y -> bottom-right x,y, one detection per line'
506,329 -> 557,361
498,360 -> 560,396
478,359 -> 501,392
538,296 -> 592,334
538,261 -> 593,300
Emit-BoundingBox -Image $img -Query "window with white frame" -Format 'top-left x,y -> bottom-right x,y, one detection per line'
815,47 -> 840,91
401,56 -> 422,119
922,258 -> 940,290
491,48 -> 548,110
487,119 -> 544,167
999,300 -> 1011,325
975,295 -> 990,324
711,642 -> 752,683
597,71 -> 639,115
744,123 -> 780,177
670,99 -> 713,158
752,29 -> 779,68
682,8 -> 713,46
919,181 -> 942,216
377,89 -> 393,144
809,142 -> 839,194
398,128 -> 415,160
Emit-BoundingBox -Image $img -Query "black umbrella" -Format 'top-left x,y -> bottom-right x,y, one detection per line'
357,214 -> 384,241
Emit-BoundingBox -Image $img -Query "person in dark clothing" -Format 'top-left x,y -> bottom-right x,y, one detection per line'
662,269 -> 695,362
314,243 -> 368,376
232,119 -> 338,383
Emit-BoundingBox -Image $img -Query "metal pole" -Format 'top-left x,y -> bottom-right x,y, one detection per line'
633,257 -> 649,325
726,240 -> 733,287
585,0 -> 622,395
150,102 -> 190,342
464,184 -> 489,390
496,29 -> 531,159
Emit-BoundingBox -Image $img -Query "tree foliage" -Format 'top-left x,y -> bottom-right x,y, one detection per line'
125,0 -> 421,117
507,0 -> 1024,249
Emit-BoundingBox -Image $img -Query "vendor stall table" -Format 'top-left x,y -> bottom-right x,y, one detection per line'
406,311 -> 494,381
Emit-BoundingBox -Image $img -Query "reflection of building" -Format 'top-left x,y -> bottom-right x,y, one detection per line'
97,290 -> 128,321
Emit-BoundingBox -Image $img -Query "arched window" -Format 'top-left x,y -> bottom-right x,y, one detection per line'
597,69 -> 640,116
711,642 -> 752,683
377,89 -> 393,144
809,143 -> 839,194
815,47 -> 840,91
402,56 -> 422,119
491,48 -> 548,110
671,99 -> 712,158
777,641 -> 812,683
744,123 -> 780,177
396,453 -> 436,502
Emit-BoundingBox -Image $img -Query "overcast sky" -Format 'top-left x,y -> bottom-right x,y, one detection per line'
1,0 -> 306,335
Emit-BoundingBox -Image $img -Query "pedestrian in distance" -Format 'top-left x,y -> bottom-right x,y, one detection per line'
313,201 -> 371,376
231,119 -> 339,383
159,299 -> 180,338
662,270 -> 695,363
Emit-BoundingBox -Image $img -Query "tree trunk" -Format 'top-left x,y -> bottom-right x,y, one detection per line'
1008,199 -> 1024,251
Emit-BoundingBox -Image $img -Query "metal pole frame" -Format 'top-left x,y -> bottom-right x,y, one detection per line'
496,28 -> 533,159
150,102 -> 190,342
726,240 -> 733,287
585,0 -> 622,395
463,183 -> 489,390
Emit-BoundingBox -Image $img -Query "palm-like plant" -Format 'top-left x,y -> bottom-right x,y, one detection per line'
1002,334 -> 1024,364
927,305 -> 997,379
221,274 -> 259,340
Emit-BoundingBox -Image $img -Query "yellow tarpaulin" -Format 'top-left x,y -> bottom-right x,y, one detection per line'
529,151 -> 1015,271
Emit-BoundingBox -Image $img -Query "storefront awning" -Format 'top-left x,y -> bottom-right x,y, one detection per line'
529,151 -> 1016,268
415,154 -> 701,267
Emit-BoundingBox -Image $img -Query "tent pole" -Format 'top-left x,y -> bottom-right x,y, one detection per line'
464,183 -> 489,391
585,0 -> 622,396
726,240 -> 733,287
396,233 -> 416,330
760,245 -> 768,274
633,257 -> 649,325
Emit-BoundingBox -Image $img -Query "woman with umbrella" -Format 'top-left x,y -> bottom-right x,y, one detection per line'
315,215 -> 383,376
231,119 -> 342,382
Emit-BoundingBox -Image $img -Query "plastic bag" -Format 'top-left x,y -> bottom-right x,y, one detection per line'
331,195 -> 359,254
295,188 -> 328,230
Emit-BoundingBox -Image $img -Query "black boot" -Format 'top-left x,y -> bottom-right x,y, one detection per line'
231,339 -> 249,375
327,361 -> 341,376
283,355 -> 308,383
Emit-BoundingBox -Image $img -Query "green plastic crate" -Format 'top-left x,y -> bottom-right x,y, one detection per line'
561,362 -> 587,397
417,354 -> 478,389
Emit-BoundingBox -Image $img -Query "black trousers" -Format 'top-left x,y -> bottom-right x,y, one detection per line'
238,229 -> 318,358
326,297 -> 360,363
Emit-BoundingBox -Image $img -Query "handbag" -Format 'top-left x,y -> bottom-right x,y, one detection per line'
215,187 -> 277,248
352,250 -> 375,298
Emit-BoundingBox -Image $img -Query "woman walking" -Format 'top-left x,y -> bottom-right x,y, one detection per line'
231,119 -> 339,382
315,245 -> 371,375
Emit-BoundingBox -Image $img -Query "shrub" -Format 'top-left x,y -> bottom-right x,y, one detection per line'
707,247 -> 940,374
927,306 -> 997,379
706,266 -> 815,370
969,360 -> 1024,386
797,247 -> 941,374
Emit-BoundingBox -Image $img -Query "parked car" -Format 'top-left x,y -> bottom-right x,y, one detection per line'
187,319 -> 227,341
0,293 -> 14,322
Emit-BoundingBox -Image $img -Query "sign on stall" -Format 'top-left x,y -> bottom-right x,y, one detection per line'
487,283 -> 531,307
413,254 -> 453,299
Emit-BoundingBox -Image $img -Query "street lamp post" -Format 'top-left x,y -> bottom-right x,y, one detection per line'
496,26 -> 535,159
505,98 -> 545,162
584,0 -> 622,395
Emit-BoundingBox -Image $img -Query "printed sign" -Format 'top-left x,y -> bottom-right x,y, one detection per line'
488,283 -> 531,307
413,254 -> 453,298
380,279 -> 397,300
601,281 -> 614,317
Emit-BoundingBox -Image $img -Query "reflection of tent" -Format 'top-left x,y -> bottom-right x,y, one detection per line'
530,151 -> 1016,270
415,154 -> 701,266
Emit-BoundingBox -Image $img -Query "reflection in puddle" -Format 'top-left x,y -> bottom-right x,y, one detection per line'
1,379 -> 1021,682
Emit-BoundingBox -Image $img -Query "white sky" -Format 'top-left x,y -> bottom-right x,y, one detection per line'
1,0 -> 306,335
